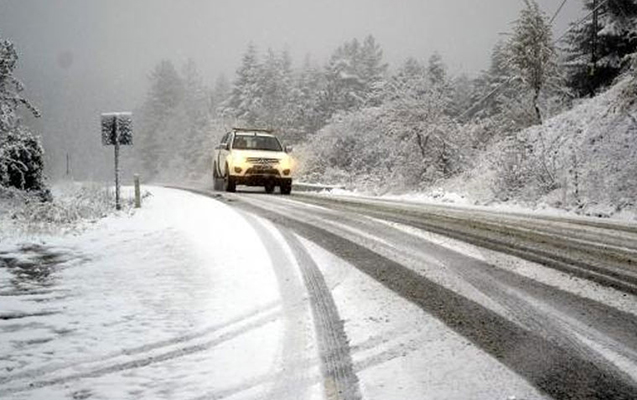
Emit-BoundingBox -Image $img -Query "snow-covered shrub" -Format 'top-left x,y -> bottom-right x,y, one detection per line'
10,182 -> 140,232
453,74 -> 637,217
0,129 -> 47,194
0,37 -> 46,195
491,136 -> 532,200
300,85 -> 465,193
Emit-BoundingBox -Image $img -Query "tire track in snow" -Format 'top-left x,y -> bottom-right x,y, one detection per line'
0,306 -> 281,396
186,328 -> 417,400
180,187 -> 362,400
0,302 -> 280,386
245,193 -> 637,364
281,231 -> 362,400
289,194 -> 637,296
241,214 -> 316,400
229,197 -> 637,400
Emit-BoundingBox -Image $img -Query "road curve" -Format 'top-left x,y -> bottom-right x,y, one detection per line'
180,187 -> 637,400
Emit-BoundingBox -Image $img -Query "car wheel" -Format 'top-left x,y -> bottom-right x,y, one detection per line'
223,165 -> 236,193
280,181 -> 292,195
214,177 -> 223,191
264,183 -> 275,194
213,164 -> 223,191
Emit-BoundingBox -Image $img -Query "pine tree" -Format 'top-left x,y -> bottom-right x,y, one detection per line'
504,0 -> 559,124
427,52 -> 447,88
322,36 -> 387,118
0,37 -> 47,194
359,35 -> 388,106
220,43 -> 262,125
292,55 -> 327,138
177,60 -> 211,178
210,74 -> 230,117
136,60 -> 184,178
258,48 -> 294,131
384,58 -> 427,102
564,0 -> 637,97
323,38 -> 364,115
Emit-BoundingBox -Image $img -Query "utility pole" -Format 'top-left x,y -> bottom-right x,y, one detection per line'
65,153 -> 70,177
590,0 -> 599,97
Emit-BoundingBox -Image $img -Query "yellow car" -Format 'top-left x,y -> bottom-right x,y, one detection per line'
213,128 -> 294,194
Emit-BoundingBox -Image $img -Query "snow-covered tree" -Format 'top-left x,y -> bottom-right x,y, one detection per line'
564,0 -> 637,97
382,58 -> 427,102
302,54 -> 462,191
291,55 -> 327,139
0,37 -> 47,194
427,52 -> 447,88
167,59 -> 212,179
135,60 -> 184,179
321,36 -> 387,117
257,48 -> 294,133
219,43 -> 262,125
468,41 -> 536,133
359,35 -> 388,106
210,74 -> 230,117
504,0 -> 559,124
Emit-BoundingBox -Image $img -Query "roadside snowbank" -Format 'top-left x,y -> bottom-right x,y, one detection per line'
0,187 -> 285,399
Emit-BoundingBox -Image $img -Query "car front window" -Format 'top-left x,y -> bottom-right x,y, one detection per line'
232,135 -> 282,151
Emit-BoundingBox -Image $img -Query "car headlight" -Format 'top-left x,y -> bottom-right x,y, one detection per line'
280,156 -> 294,173
232,154 -> 245,166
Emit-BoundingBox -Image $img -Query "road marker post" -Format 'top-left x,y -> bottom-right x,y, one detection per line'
101,112 -> 133,210
134,174 -> 141,208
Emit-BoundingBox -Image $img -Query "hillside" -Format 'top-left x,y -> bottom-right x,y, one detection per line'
440,74 -> 637,219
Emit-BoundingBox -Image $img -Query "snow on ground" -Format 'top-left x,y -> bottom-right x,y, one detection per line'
0,187 -> 296,399
5,186 -> 632,399
300,236 -> 548,400
320,186 -> 637,224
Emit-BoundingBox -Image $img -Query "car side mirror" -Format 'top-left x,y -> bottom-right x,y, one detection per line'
225,143 -> 231,151
285,145 -> 293,153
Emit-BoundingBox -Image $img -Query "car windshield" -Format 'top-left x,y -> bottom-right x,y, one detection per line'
232,135 -> 282,151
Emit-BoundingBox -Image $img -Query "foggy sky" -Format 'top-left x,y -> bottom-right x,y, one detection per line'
0,0 -> 584,180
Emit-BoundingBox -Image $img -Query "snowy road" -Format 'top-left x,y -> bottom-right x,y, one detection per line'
2,187 -> 637,399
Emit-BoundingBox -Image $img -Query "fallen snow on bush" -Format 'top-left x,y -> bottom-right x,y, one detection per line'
0,182 -> 140,239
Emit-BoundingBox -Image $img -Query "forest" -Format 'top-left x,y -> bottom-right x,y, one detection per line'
2,0 -> 636,213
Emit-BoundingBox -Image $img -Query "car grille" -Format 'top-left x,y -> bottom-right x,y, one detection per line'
246,168 -> 280,176
247,157 -> 279,165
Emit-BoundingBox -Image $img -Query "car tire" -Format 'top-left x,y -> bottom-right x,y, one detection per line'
280,181 -> 292,195
223,165 -> 236,193
213,163 -> 223,191
265,183 -> 275,194
214,178 -> 223,191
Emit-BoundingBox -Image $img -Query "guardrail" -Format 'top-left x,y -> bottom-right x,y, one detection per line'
292,182 -> 346,193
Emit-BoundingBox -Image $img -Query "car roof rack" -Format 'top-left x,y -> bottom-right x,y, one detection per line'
232,127 -> 274,133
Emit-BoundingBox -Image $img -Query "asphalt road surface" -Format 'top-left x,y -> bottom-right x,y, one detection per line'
3,186 -> 637,400
186,186 -> 637,400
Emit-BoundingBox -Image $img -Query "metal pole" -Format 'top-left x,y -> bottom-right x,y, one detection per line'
113,117 -> 121,211
115,142 -> 120,210
134,174 -> 141,208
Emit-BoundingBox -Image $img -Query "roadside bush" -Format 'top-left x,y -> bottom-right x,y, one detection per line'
0,128 -> 48,195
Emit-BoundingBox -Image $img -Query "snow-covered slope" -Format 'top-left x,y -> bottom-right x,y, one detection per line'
442,75 -> 637,219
